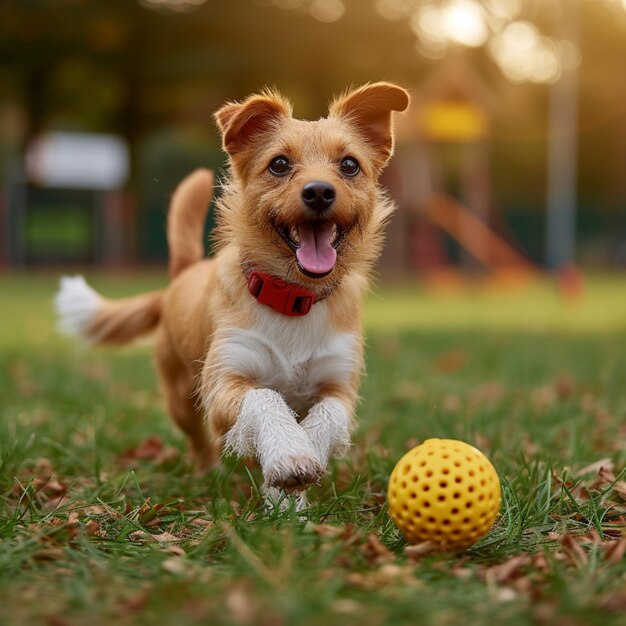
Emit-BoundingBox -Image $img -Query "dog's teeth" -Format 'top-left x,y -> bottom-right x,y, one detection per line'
290,228 -> 300,243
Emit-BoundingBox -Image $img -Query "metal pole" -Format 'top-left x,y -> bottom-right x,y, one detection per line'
546,0 -> 580,269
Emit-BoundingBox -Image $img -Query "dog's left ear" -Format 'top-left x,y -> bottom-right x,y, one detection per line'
330,82 -> 410,169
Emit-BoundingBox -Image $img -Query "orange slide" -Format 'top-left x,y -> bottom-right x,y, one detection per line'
419,194 -> 537,275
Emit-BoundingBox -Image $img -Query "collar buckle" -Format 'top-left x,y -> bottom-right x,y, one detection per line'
247,271 -> 316,316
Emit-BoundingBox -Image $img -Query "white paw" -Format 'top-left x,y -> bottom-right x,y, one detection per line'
300,397 -> 352,465
263,452 -> 324,491
263,486 -> 309,513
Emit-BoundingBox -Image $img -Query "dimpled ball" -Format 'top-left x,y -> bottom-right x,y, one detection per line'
387,438 -> 501,550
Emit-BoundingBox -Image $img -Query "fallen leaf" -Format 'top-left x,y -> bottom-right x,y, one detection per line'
600,590 -> 626,612
491,587 -> 517,603
560,534 -> 588,568
469,382 -> 503,408
404,541 -> 438,560
361,533 -> 394,564
442,394 -> 462,412
486,554 -> 530,584
85,520 -> 101,537
119,436 -> 180,466
604,538 -> 626,565
332,599 -> 362,614
162,557 -> 187,574
118,592 -> 149,615
435,349 -> 467,373
576,458 -> 614,478
225,584 -> 256,624
554,374 -> 575,400
531,386 -> 556,411
190,518 -> 213,528
596,467 -> 626,500
307,523 -> 345,538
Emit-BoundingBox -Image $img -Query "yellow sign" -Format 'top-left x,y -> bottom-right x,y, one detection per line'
420,101 -> 488,142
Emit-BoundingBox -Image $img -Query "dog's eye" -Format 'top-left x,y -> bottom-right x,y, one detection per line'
339,157 -> 360,178
268,155 -> 291,176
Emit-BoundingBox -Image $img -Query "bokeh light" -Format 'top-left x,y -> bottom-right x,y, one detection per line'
375,0 -> 602,84
488,21 -> 563,84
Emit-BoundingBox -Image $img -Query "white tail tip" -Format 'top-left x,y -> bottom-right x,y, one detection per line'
54,275 -> 102,337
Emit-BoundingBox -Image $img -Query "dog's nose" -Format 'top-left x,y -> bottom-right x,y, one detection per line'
301,181 -> 336,212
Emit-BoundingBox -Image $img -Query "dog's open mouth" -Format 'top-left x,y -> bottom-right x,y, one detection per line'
274,221 -> 345,279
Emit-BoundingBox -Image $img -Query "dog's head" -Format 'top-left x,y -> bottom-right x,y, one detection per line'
214,83 -> 410,291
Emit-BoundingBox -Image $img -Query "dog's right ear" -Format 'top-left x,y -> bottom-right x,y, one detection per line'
215,91 -> 292,157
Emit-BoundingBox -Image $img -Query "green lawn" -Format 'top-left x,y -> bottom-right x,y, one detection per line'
1,271 -> 626,626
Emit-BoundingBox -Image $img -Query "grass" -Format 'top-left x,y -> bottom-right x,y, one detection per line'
1,271 -> 626,626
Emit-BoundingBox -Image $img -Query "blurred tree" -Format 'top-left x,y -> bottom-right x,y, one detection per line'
0,0 -> 625,266
0,0 -> 423,178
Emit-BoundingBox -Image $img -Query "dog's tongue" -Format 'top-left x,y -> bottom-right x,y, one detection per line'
296,222 -> 337,275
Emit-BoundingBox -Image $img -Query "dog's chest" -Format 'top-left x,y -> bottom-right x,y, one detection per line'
216,304 -> 359,414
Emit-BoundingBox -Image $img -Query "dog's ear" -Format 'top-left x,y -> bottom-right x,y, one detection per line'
329,82 -> 410,168
215,90 -> 292,157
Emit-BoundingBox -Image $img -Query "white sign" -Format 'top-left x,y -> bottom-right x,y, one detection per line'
26,132 -> 129,190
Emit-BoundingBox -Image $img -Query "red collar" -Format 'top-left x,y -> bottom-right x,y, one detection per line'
247,270 -> 318,316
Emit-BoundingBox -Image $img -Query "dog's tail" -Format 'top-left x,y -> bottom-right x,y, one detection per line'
54,169 -> 214,346
55,276 -> 163,346
167,168 -> 214,279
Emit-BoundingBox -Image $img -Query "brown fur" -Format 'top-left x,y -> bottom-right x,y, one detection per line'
78,83 -> 410,479
167,168 -> 214,279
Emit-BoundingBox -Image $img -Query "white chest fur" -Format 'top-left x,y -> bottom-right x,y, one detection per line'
213,303 -> 359,414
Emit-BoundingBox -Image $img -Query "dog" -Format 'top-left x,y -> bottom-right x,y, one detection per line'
55,82 -> 410,504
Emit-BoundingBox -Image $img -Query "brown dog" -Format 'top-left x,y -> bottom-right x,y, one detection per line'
56,82 -> 410,502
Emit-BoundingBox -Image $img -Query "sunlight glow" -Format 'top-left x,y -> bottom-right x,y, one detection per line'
269,0 -> 594,85
441,0 -> 489,47
309,0 -> 345,23
411,1 -> 488,49
375,0 -> 414,21
488,21 -> 562,84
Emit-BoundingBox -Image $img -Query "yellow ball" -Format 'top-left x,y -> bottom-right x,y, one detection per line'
387,438 -> 501,550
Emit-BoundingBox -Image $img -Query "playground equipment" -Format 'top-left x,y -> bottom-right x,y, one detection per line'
387,58 -> 580,294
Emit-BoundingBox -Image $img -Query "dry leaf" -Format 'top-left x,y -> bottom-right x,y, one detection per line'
469,382 -> 503,408
604,538 -> 626,565
308,523 -> 345,538
118,592 -> 149,614
225,585 -> 256,624
190,518 -> 213,528
576,458 -> 614,478
332,599 -> 362,614
361,534 -> 394,564
487,554 -> 530,584
162,557 -> 187,574
560,534 -> 588,567
120,436 -> 180,466
554,374 -> 575,400
442,394 -> 462,412
435,349 -> 467,373
600,590 -> 626,612
85,520 -> 101,537
404,541 -> 438,560
491,587 -> 517,603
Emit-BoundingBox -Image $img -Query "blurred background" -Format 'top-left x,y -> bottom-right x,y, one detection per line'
1,0 -> 625,281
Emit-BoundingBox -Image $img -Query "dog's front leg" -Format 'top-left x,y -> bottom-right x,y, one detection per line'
300,395 -> 353,468
222,388 -> 324,491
